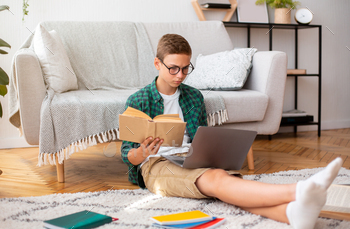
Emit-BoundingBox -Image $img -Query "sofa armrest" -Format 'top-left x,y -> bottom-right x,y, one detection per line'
15,48 -> 46,145
237,51 -> 287,134
244,51 -> 287,94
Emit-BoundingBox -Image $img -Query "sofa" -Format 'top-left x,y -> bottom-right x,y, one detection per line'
9,21 -> 287,182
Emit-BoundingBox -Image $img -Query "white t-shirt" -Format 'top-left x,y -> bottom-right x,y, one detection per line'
140,88 -> 191,167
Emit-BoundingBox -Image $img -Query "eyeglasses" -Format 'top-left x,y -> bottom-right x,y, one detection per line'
159,59 -> 194,75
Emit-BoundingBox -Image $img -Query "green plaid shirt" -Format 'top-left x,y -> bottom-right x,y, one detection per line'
121,76 -> 207,187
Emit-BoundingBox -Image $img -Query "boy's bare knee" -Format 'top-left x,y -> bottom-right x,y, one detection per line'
196,169 -> 230,197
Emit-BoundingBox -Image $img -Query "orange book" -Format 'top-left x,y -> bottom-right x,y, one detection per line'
119,107 -> 186,146
287,69 -> 306,75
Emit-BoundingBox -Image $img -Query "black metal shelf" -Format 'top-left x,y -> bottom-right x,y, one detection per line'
223,22 -> 322,137
223,22 -> 321,29
280,122 -> 319,127
287,74 -> 319,77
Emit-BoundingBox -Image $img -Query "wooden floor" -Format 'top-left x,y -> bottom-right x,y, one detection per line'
1,128 -> 350,198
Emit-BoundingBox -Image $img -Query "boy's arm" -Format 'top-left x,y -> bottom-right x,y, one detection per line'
121,137 -> 163,186
121,96 -> 163,166
120,96 -> 142,184
121,140 -> 140,167
120,140 -> 139,185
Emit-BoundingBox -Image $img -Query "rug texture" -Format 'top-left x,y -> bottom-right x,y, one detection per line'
1,167 -> 350,229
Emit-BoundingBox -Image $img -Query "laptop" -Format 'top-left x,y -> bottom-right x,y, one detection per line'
162,127 -> 257,170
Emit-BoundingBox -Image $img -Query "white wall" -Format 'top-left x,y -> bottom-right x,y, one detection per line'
0,0 -> 349,148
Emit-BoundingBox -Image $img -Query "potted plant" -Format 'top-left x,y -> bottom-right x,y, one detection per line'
0,5 -> 11,118
23,0 -> 29,21
256,0 -> 300,24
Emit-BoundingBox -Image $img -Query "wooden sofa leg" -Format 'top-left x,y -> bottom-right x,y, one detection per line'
56,155 -> 65,183
247,146 -> 255,170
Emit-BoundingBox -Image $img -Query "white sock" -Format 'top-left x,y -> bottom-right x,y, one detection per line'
296,157 -> 343,200
287,182 -> 327,229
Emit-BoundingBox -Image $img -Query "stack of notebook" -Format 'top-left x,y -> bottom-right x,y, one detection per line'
150,210 -> 226,229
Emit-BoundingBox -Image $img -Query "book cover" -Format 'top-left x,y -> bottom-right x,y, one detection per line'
43,210 -> 116,229
119,106 -> 187,146
201,3 -> 231,9
150,210 -> 213,225
152,217 -> 216,229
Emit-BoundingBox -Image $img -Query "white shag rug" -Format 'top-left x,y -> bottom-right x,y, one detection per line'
1,167 -> 350,229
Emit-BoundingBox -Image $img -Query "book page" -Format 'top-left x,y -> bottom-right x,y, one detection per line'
122,106 -> 152,120
322,184 -> 350,213
154,118 -> 184,123
153,114 -> 183,122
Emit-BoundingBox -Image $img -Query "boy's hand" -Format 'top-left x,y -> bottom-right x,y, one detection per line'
139,137 -> 164,157
128,137 -> 164,165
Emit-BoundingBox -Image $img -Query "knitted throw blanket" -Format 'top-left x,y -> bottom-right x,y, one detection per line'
37,88 -> 228,166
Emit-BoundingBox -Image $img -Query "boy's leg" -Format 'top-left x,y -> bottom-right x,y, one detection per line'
242,204 -> 289,224
196,157 -> 343,208
195,169 -> 296,208
241,182 -> 328,226
196,158 -> 343,228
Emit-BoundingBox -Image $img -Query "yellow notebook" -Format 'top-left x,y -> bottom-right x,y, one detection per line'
150,210 -> 213,225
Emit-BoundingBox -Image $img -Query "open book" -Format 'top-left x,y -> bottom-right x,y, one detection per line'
119,107 -> 187,146
320,184 -> 350,221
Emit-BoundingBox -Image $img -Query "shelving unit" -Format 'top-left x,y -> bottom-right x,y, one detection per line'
191,0 -> 237,22
223,22 -> 322,137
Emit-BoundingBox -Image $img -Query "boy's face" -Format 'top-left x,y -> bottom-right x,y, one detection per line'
154,54 -> 191,93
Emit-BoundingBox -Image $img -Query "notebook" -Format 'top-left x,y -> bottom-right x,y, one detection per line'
150,210 -> 212,225
163,127 -> 257,170
43,210 -> 117,229
152,217 -> 216,229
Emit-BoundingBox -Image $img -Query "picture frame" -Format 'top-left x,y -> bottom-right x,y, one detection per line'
236,0 -> 269,23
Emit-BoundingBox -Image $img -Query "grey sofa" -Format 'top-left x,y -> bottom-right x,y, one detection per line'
9,21 -> 287,182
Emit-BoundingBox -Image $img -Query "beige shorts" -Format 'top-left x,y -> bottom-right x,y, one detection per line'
141,155 -> 242,199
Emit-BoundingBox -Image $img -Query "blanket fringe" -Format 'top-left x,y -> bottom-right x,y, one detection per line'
37,128 -> 120,167
207,109 -> 228,126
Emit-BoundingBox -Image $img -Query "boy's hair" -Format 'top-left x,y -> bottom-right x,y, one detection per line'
156,34 -> 192,61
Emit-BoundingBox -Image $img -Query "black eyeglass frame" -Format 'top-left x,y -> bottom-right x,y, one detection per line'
159,59 -> 194,75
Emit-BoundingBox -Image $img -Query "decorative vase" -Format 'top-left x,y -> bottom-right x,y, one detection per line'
274,8 -> 291,24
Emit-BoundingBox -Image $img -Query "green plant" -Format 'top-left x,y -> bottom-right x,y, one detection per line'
23,0 -> 29,21
256,0 -> 300,9
0,5 -> 11,118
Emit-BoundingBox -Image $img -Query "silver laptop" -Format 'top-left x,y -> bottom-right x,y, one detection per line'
162,127 -> 257,170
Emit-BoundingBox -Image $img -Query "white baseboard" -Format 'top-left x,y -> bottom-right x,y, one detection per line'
0,137 -> 38,149
321,119 -> 350,130
278,119 -> 350,133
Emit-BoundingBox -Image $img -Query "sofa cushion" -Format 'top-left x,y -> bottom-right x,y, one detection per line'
33,25 -> 78,93
185,48 -> 257,90
211,90 -> 269,123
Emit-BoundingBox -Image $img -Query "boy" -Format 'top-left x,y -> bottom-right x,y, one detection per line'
121,34 -> 343,229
